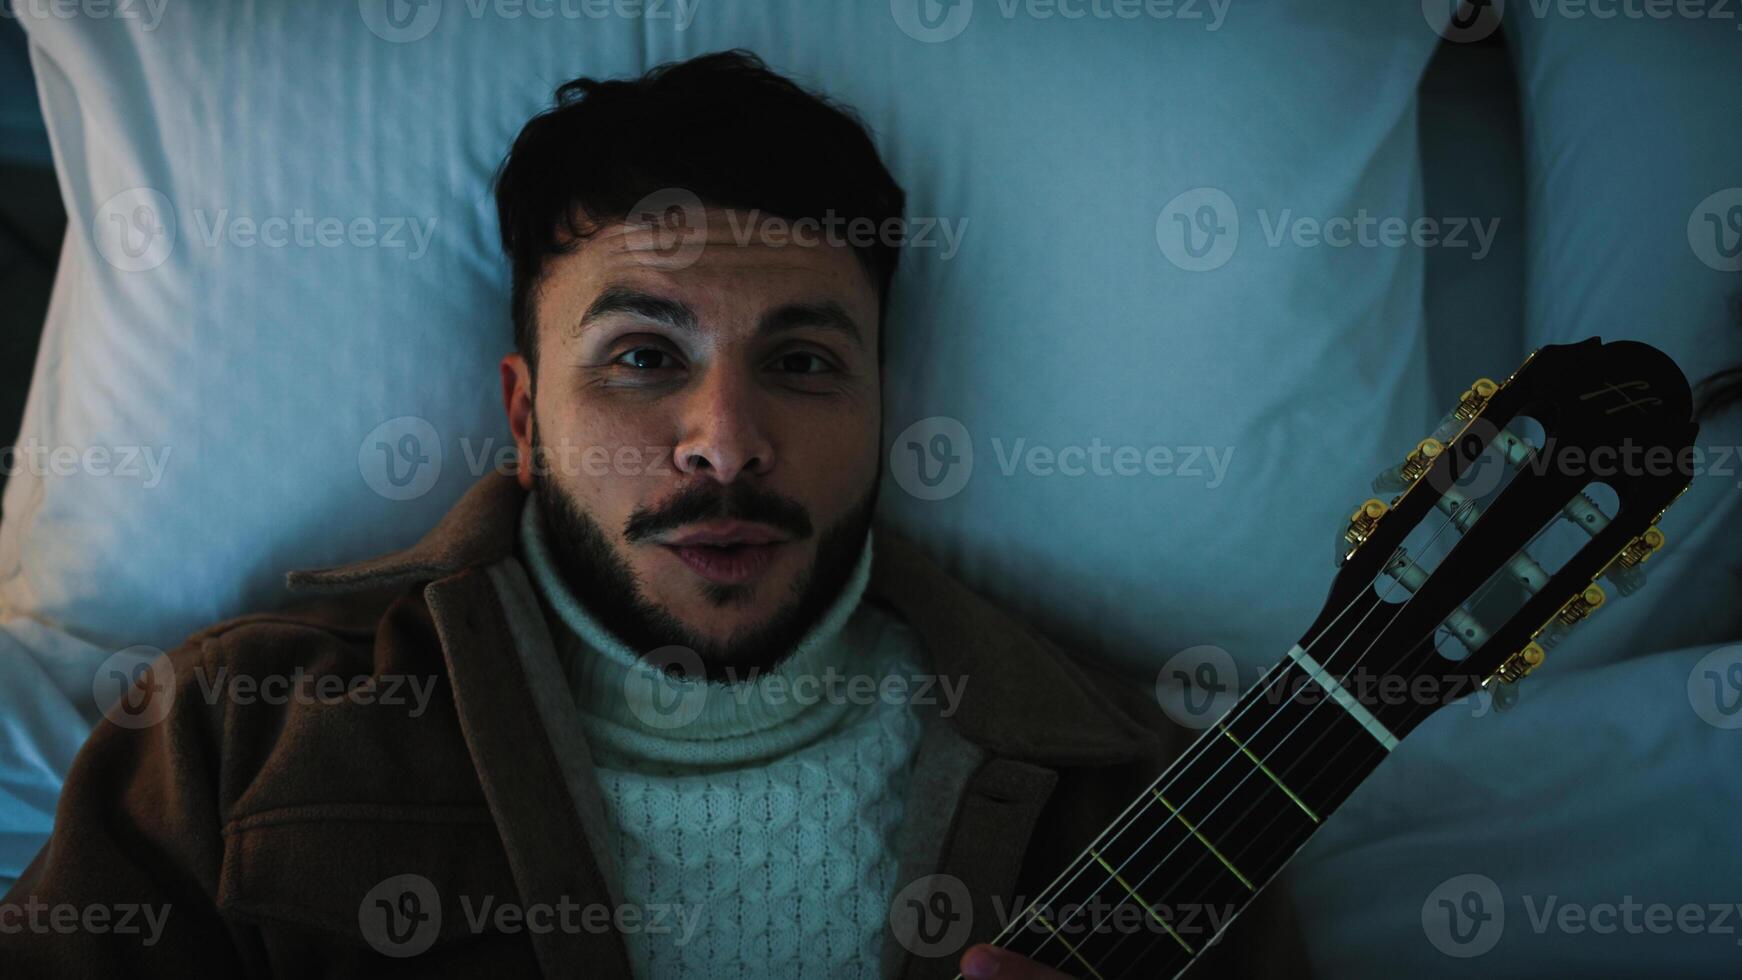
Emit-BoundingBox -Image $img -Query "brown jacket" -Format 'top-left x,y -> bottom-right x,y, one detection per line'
1,472 -> 1307,978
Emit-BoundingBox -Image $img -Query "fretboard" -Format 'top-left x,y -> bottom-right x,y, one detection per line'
990,639 -> 1445,979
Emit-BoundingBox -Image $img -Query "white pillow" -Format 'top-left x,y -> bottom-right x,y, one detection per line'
1289,12 -> 1742,977
1500,8 -> 1742,669
0,1 -> 1449,884
1295,640 -> 1742,977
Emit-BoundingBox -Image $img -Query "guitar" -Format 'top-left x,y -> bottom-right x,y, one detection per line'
967,337 -> 1699,979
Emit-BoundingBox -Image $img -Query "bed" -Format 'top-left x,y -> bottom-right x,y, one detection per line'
1,3 -> 1738,974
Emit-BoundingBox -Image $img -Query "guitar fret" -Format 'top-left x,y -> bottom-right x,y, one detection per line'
1149,791 -> 1253,890
1029,910 -> 1112,980
977,339 -> 1702,980
1215,721 -> 1320,824
1087,848 -> 1196,954
1005,658 -> 1403,980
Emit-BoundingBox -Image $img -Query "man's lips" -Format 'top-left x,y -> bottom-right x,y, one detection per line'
657,521 -> 794,586
660,521 -> 792,548
661,541 -> 787,586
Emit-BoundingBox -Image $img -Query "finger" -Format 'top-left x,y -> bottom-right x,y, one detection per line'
959,942 -> 1077,979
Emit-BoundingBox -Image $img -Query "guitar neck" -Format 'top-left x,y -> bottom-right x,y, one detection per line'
977,338 -> 1703,977
996,644 -> 1446,980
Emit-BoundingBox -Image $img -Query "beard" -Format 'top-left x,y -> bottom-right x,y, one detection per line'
529,426 -> 880,681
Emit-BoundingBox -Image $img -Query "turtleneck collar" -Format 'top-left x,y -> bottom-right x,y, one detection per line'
516,494 -> 877,768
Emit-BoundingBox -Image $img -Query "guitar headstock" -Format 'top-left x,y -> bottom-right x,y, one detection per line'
1307,338 -> 1698,728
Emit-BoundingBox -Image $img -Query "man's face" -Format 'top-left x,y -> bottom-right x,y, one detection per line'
500,207 -> 883,676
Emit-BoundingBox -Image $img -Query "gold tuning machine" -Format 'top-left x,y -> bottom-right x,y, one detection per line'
1375,376 -> 1505,500
1342,498 -> 1389,563
1454,378 -> 1499,421
1491,584 -> 1608,686
1603,525 -> 1665,577
1494,642 -> 1545,684
1399,438 -> 1444,484
1554,584 -> 1607,627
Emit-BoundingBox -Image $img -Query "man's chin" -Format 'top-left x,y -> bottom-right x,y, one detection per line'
530,464 -> 878,681
648,593 -> 762,634
637,575 -> 805,664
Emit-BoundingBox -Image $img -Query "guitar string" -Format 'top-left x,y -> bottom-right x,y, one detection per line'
982,489 -> 1473,965
1088,505 -> 1548,979
1052,469 -> 1574,974
976,529 -> 1436,964
1106,695 -> 1400,980
989,417 -> 1573,972
1002,494 -> 1475,970
1105,708 -> 1391,980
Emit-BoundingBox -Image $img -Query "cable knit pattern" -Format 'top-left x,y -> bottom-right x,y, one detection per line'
518,498 -> 928,979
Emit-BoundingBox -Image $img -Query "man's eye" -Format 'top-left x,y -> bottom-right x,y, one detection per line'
614,348 -> 677,370
773,351 -> 832,374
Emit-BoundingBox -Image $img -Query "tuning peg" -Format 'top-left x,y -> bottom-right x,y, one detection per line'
1399,438 -> 1445,484
1600,526 -> 1665,597
1553,584 -> 1607,628
1489,584 -> 1608,686
1371,464 -> 1408,496
1453,377 -> 1499,422
1490,679 -> 1522,712
1370,437 -> 1446,496
1338,498 -> 1389,565
1428,377 -> 1501,446
1492,641 -> 1547,684
1369,377 -> 1500,496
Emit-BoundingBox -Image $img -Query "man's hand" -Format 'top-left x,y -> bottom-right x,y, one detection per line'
959,943 -> 1076,979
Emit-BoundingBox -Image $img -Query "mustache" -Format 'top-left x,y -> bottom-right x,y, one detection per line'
622,480 -> 814,544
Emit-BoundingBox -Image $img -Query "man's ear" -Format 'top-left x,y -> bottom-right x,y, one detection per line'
500,352 -> 536,490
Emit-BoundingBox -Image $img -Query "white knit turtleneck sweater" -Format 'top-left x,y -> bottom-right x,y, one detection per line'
516,497 -> 929,979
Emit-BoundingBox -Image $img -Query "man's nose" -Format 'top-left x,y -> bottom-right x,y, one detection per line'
670,366 -> 775,484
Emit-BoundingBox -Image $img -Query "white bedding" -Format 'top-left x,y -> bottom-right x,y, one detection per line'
1,3 -> 1737,973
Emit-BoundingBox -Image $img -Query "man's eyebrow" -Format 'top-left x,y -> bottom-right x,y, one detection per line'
576,288 -> 862,350
757,300 -> 864,350
577,286 -> 699,335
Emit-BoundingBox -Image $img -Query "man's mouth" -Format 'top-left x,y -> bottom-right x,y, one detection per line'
658,521 -> 792,585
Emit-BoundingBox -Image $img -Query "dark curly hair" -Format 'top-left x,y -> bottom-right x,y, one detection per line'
492,49 -> 907,375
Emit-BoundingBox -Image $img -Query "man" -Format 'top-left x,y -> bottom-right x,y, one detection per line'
0,51 -> 1303,978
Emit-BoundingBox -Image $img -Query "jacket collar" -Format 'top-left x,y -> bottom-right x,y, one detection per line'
286,471 -> 1157,766
286,472 -> 526,596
